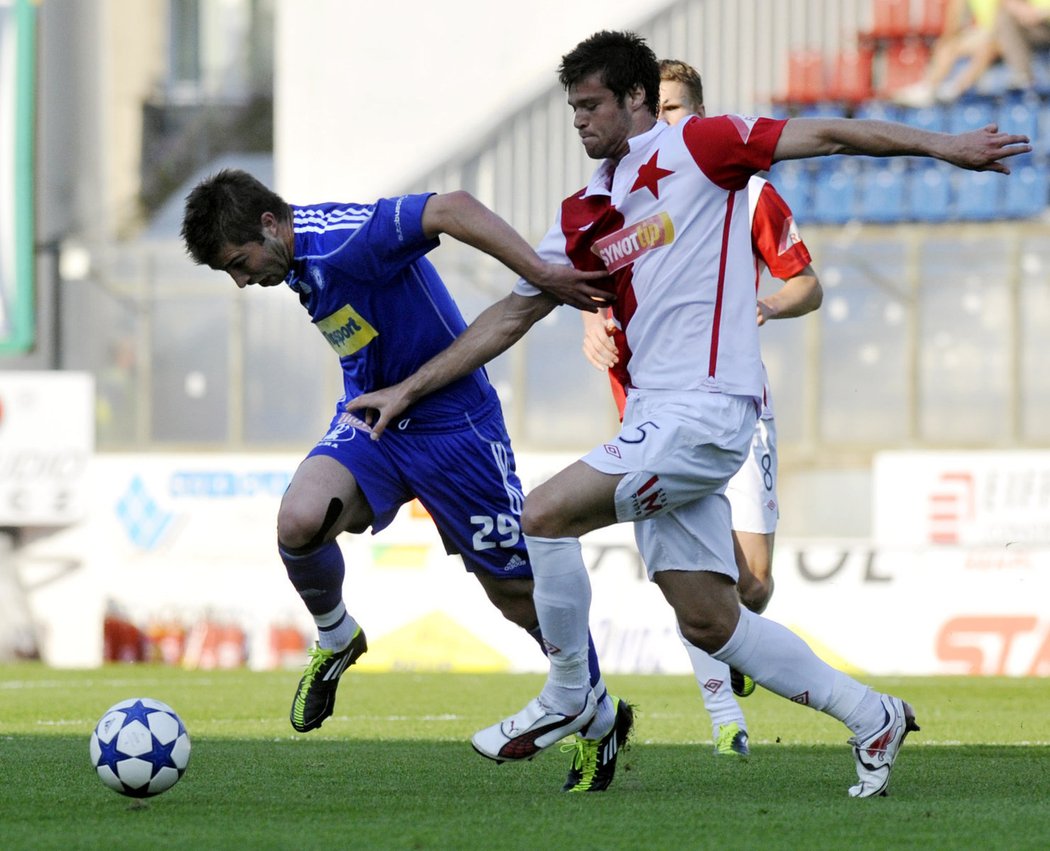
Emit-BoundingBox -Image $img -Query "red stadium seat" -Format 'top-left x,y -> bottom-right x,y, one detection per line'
869,0 -> 912,39
786,49 -> 825,104
880,40 -> 931,95
828,47 -> 875,103
918,0 -> 951,38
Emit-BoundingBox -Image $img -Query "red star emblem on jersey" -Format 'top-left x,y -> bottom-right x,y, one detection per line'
630,152 -> 674,199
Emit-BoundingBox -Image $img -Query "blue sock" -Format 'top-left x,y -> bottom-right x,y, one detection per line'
280,540 -> 356,649
279,539 -> 346,615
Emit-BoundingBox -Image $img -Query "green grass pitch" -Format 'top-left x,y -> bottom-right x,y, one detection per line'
2,665 -> 1048,849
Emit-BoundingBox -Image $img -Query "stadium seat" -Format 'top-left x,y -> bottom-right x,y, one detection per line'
867,0 -> 912,40
764,102 -> 792,120
810,159 -> 859,224
854,100 -> 904,123
881,40 -> 931,96
1039,101 -> 1050,155
786,49 -> 825,104
1001,158 -> 1049,219
997,96 -> 1040,151
953,169 -> 1003,220
1031,50 -> 1050,96
900,102 -> 948,133
767,161 -> 812,222
906,163 -> 952,222
859,163 -> 907,223
828,48 -> 875,103
949,99 -> 997,135
972,62 -> 1015,99
917,0 -> 950,39
797,102 -> 848,118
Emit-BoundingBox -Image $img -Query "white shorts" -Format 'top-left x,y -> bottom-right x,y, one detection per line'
725,415 -> 779,535
582,389 -> 757,580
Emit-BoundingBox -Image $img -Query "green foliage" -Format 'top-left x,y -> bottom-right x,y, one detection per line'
2,666 -> 1049,849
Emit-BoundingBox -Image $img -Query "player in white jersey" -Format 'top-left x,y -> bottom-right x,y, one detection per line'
580,59 -> 823,759
347,31 -> 1029,796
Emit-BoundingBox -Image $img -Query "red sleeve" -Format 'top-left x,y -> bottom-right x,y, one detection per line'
751,181 -> 812,280
682,115 -> 787,191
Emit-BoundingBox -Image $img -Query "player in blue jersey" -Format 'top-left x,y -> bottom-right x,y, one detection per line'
180,169 -> 632,792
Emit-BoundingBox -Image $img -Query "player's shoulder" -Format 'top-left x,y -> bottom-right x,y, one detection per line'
293,201 -> 374,234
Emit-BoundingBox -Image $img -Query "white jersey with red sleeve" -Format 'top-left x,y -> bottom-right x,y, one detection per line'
747,175 -> 813,420
515,114 -> 787,401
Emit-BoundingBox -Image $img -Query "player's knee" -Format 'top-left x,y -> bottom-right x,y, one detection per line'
277,497 -> 345,551
276,507 -> 318,551
678,608 -> 737,653
520,494 -> 564,538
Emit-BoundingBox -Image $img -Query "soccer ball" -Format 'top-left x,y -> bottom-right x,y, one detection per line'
89,698 -> 191,797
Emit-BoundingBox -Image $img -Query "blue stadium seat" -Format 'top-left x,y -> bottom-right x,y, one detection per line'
900,103 -> 948,133
766,161 -> 811,223
797,102 -> 848,119
1038,100 -> 1050,156
996,96 -> 1040,144
1031,50 -> 1050,96
1002,158 -> 1049,219
858,162 -> 907,223
810,159 -> 859,224
953,169 -> 1003,220
972,63 -> 1015,99
906,163 -> 952,222
853,101 -> 903,123
765,103 -> 792,120
949,99 -> 998,135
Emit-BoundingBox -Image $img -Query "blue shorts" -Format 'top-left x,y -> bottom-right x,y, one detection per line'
307,390 -> 531,579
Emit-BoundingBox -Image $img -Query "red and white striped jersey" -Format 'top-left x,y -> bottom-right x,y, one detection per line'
747,175 -> 813,420
516,114 -> 787,401
747,176 -> 811,285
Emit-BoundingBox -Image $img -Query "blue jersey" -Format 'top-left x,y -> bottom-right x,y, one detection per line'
286,193 -> 492,423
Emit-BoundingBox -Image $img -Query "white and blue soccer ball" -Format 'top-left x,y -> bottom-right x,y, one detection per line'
89,698 -> 191,798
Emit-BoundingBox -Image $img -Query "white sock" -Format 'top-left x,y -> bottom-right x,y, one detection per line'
676,622 -> 745,738
712,608 -> 869,730
315,602 -> 359,651
581,692 -> 616,740
525,535 -> 592,714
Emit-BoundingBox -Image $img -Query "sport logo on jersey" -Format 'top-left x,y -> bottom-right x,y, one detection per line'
777,216 -> 803,255
317,304 -> 378,357
591,212 -> 675,273
628,474 -> 667,518
727,114 -> 761,143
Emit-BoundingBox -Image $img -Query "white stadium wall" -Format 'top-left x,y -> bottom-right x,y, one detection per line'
274,0 -> 667,201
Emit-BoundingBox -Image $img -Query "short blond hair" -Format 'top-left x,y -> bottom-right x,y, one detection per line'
659,59 -> 704,111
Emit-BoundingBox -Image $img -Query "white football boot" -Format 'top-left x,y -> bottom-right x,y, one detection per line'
472,690 -> 597,763
848,694 -> 919,797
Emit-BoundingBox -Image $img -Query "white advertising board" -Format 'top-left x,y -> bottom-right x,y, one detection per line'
14,451 -> 1050,677
0,371 -> 94,524
873,451 -> 1050,548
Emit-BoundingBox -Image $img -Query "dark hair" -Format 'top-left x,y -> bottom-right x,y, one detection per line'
180,169 -> 290,266
558,30 -> 660,116
659,59 -> 704,109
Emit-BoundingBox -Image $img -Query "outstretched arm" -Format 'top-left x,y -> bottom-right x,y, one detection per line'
773,119 -> 1031,173
345,291 -> 557,438
757,264 -> 822,326
421,190 -> 611,310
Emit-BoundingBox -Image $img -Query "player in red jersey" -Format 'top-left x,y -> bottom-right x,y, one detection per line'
580,59 -> 823,759
348,31 -> 1029,796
